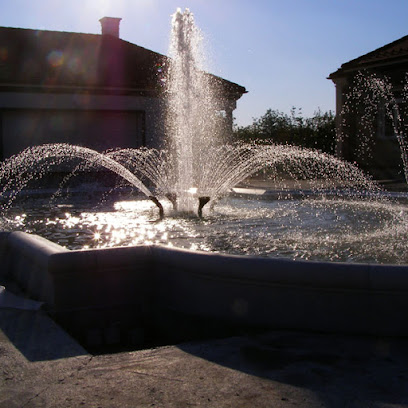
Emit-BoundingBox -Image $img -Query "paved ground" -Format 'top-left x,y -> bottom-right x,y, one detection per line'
2,300 -> 408,408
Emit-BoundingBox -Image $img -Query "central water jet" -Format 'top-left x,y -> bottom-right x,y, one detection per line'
164,8 -> 225,215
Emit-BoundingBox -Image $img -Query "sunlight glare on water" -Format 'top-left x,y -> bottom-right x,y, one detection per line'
43,199 -> 203,251
5,196 -> 408,265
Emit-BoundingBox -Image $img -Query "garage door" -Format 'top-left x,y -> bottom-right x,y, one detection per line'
1,109 -> 145,158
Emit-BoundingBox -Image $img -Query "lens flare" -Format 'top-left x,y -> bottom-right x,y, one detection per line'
47,50 -> 64,67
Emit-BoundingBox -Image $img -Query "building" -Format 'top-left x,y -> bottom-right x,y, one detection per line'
0,17 -> 246,159
328,35 -> 408,180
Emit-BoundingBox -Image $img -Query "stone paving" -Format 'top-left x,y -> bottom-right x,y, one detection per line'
2,304 -> 408,408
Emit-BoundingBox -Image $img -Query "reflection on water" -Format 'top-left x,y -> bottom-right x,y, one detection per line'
3,196 -> 408,264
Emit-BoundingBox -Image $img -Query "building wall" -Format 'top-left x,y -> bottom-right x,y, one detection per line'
2,109 -> 145,157
0,91 -> 166,159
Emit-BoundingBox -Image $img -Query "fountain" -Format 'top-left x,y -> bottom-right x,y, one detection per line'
1,9 -> 408,347
338,71 -> 408,184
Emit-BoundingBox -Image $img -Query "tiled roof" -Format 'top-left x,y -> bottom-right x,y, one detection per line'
328,35 -> 408,79
0,26 -> 246,99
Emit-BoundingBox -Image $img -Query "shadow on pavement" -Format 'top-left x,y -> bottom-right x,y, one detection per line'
0,309 -> 88,362
178,330 -> 408,407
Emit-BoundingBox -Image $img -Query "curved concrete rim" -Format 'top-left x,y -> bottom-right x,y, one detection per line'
1,231 -> 408,336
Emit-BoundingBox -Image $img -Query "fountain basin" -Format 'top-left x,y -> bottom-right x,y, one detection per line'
2,231 -> 408,346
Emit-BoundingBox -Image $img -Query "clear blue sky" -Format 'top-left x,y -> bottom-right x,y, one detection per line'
1,0 -> 408,126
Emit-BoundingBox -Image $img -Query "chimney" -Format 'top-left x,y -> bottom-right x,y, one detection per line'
99,17 -> 122,38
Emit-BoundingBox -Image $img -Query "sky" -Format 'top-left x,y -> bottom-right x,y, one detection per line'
1,0 -> 408,126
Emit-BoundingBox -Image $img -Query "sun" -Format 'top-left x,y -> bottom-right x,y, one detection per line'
84,0 -> 120,17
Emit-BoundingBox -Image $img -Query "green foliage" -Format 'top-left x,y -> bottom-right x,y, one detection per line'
234,107 -> 336,154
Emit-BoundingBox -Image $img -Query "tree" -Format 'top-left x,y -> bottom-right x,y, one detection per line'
234,107 -> 336,154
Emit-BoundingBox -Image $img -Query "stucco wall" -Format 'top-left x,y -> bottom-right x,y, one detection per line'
0,91 -> 166,158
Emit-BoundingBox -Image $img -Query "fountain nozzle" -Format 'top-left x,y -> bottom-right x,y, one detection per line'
165,192 -> 178,211
198,196 -> 211,218
149,196 -> 164,219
